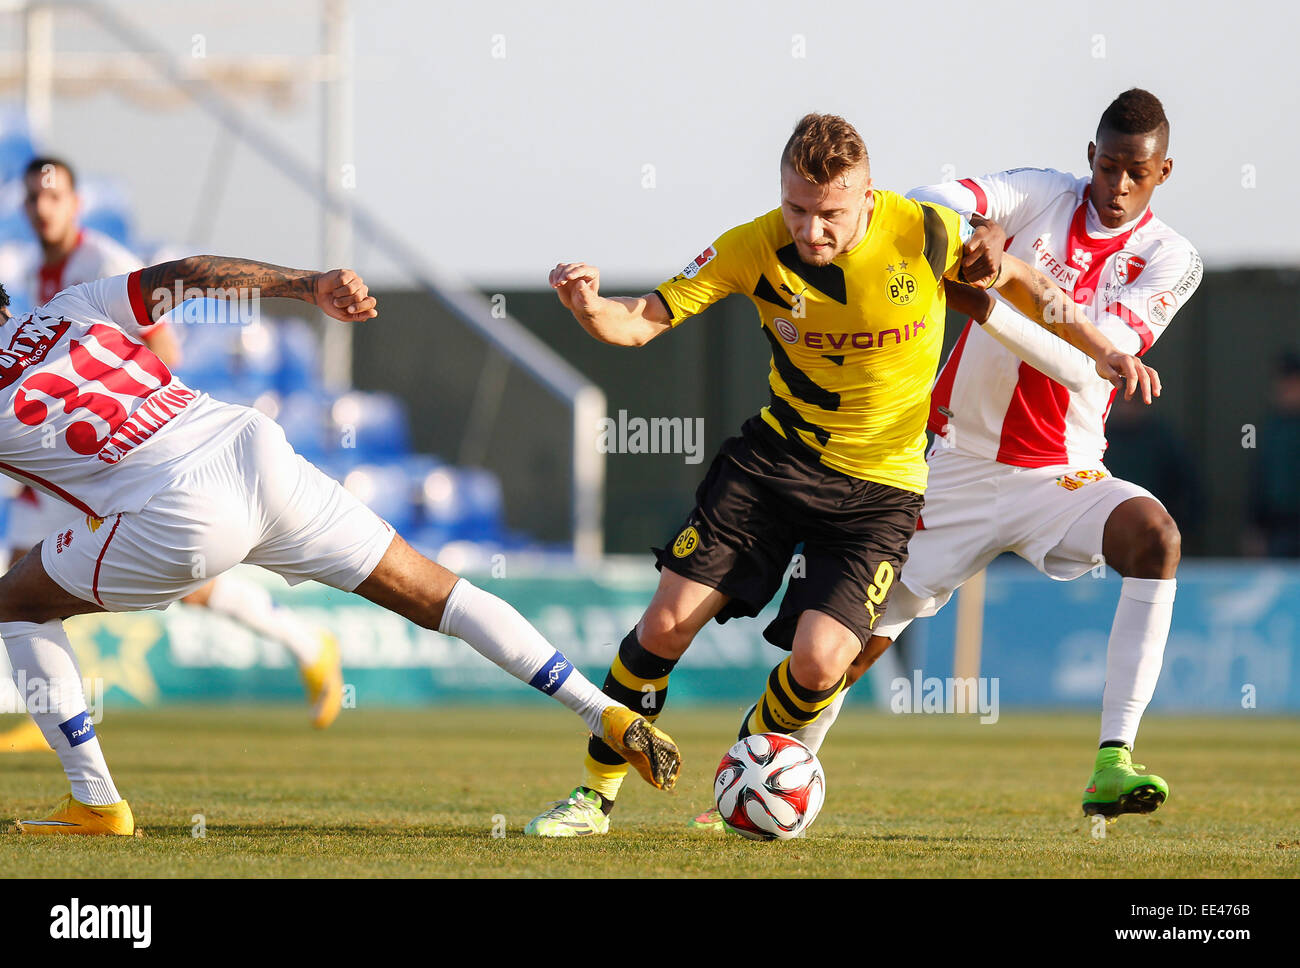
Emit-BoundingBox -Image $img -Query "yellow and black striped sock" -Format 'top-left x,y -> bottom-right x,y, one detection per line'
741,658 -> 844,737
583,629 -> 677,809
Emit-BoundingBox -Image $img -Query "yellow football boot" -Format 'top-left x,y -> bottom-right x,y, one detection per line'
16,794 -> 136,836
599,706 -> 681,791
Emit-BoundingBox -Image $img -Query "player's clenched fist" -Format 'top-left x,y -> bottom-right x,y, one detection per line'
960,215 -> 1006,289
550,262 -> 603,315
315,268 -> 378,322
548,261 -> 674,347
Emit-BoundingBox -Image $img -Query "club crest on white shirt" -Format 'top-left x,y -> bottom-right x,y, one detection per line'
1115,252 -> 1147,286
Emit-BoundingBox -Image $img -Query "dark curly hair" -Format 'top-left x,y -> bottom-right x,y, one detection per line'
0,282 -> 9,313
1098,89 -> 1169,150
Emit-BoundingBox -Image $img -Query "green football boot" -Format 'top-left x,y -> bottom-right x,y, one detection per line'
687,806 -> 726,832
1082,746 -> 1169,818
524,787 -> 610,837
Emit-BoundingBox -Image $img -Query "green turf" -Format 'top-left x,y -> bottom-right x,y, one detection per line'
1,706 -> 1297,877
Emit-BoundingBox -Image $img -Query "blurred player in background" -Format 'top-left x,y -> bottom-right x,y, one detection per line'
773,89 -> 1201,823
0,157 -> 347,752
528,113 -> 1154,837
0,259 -> 679,835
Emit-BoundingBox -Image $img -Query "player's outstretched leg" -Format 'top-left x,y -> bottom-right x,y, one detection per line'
353,536 -> 681,792
184,573 -> 343,729
1084,497 -> 1179,818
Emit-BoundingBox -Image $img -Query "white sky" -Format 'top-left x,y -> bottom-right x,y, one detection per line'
8,0 -> 1298,286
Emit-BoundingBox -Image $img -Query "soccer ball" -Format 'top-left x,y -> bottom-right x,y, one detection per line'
714,733 -> 825,840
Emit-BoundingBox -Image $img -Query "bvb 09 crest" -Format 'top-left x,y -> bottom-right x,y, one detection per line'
672,526 -> 699,558
886,270 -> 917,306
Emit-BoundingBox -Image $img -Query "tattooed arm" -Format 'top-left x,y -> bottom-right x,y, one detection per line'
136,256 -> 378,325
952,255 -> 1159,403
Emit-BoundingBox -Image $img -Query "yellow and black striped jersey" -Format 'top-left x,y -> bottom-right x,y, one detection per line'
655,190 -> 967,493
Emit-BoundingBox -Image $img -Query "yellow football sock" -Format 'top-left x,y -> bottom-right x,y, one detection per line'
746,658 -> 844,735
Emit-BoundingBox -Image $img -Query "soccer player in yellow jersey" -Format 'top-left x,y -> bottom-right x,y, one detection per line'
525,114 -> 1155,836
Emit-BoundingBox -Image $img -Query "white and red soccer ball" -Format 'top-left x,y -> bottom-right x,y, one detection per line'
714,733 -> 825,840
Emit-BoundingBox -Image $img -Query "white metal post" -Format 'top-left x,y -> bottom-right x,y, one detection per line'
321,0 -> 355,391
572,384 -> 606,563
23,2 -> 54,143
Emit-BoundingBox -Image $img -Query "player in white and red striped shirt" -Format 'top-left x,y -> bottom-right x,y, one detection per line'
791,90 -> 1200,820
0,258 -> 680,835
0,158 -> 344,748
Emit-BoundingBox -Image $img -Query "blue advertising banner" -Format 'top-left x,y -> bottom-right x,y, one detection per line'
903,558 -> 1300,713
1,559 -> 1295,713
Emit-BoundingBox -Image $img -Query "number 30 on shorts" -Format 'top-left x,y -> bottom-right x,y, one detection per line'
863,560 -> 895,628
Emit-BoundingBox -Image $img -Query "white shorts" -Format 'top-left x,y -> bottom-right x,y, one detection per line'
8,488 -> 81,556
41,412 -> 396,611
876,445 -> 1160,639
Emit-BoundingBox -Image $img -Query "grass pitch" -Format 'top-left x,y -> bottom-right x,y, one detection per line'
1,705 -> 1297,877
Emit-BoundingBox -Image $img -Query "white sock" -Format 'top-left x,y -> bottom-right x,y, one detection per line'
790,689 -> 846,755
203,573 -> 323,668
437,579 -> 612,733
0,620 -> 121,805
1099,577 -> 1176,748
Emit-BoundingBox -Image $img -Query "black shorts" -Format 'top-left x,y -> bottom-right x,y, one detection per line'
653,416 -> 924,651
